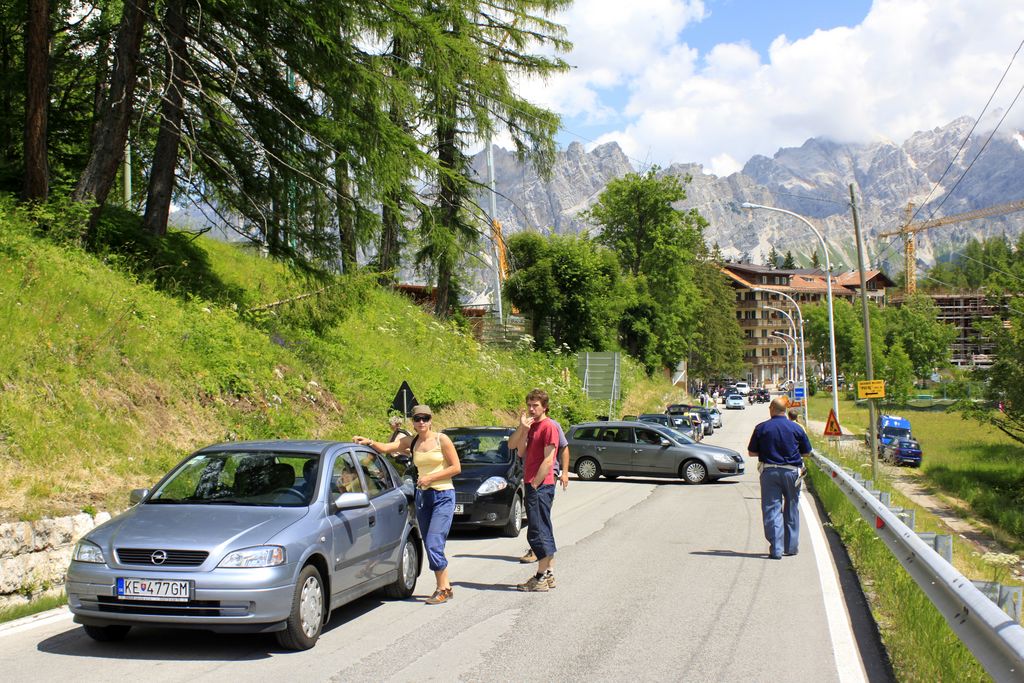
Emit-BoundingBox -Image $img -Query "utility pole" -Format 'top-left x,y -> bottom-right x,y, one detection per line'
850,184 -> 879,481
485,140 -> 504,323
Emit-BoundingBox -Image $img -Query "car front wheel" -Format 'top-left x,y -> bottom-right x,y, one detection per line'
502,493 -> 524,537
382,536 -> 420,599
576,457 -> 601,481
276,565 -> 325,650
682,459 -> 708,485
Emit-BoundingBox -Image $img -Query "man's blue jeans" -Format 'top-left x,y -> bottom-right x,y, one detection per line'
760,467 -> 801,558
524,484 -> 556,560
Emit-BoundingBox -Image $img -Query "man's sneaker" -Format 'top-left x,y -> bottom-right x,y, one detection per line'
519,548 -> 537,563
517,573 -> 550,592
544,571 -> 556,589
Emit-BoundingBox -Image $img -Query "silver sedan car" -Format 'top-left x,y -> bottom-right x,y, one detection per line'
567,421 -> 744,484
66,441 -> 422,650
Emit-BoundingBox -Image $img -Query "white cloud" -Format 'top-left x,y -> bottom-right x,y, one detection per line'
536,0 -> 1024,174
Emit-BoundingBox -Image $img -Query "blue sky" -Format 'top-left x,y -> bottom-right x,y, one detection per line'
513,0 -> 1024,175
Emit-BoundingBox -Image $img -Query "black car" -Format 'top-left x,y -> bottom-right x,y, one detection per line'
756,388 -> 771,402
666,403 -> 695,415
443,427 -> 524,537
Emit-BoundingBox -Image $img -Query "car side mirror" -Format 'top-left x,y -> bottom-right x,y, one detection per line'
659,438 -> 671,447
333,492 -> 371,511
400,475 -> 416,501
130,488 -> 150,505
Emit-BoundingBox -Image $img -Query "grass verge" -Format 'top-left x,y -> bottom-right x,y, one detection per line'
806,395 -> 1024,547
0,593 -> 67,624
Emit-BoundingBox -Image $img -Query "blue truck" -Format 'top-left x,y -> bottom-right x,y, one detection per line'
874,415 -> 922,466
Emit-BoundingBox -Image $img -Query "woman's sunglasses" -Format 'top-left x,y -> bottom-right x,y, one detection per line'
412,415 -> 431,423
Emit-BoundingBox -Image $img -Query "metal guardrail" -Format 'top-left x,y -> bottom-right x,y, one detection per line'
811,450 -> 1024,682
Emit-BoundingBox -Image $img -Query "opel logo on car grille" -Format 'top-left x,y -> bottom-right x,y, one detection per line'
151,550 -> 168,565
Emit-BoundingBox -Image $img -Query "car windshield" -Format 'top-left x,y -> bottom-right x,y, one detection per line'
148,451 -> 319,507
445,430 -> 512,464
897,439 -> 920,449
883,428 -> 911,439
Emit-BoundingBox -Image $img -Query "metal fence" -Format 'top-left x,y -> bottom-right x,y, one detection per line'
811,450 -> 1024,682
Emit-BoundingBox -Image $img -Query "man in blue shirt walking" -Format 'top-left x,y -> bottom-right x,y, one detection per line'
748,397 -> 812,560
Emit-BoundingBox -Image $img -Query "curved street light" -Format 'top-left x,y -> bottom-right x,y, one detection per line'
742,202 -> 840,422
772,330 -> 795,386
752,286 -> 809,425
767,305 -> 798,389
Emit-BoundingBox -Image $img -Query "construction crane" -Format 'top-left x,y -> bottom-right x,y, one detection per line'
878,198 -> 1024,294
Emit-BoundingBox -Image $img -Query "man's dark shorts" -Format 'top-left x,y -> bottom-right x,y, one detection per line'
524,483 -> 556,560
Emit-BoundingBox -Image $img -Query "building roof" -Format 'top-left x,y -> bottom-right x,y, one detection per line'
719,263 -> 859,296
835,270 -> 896,289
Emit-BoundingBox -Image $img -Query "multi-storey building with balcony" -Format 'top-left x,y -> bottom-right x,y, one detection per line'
891,291 -> 1007,368
721,263 -> 894,386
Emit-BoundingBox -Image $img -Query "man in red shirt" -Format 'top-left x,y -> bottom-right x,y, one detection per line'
508,388 -> 559,591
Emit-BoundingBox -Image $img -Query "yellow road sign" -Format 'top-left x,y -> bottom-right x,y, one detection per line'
858,380 -> 886,399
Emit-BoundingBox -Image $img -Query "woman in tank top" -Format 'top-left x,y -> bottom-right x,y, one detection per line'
353,404 -> 461,604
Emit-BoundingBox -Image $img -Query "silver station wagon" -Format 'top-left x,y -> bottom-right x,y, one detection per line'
567,421 -> 745,484
66,440 -> 422,650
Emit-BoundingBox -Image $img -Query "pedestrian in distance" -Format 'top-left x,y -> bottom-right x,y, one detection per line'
508,388 -> 559,591
519,418 -> 569,565
354,404 -> 461,604
388,413 -> 411,443
747,397 -> 812,560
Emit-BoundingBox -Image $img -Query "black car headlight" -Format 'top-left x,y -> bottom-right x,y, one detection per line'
476,477 -> 509,496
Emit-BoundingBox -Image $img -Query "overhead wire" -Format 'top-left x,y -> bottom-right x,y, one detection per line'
908,37 -> 1024,225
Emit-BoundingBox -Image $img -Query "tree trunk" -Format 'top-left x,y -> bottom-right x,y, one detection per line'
433,115 -> 459,317
142,0 -> 188,237
72,0 -> 149,214
335,156 -> 356,272
379,197 -> 401,284
23,0 -> 49,201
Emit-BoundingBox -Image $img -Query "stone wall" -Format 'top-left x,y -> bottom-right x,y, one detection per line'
0,511 -> 111,609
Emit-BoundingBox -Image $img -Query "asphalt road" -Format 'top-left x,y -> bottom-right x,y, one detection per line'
0,404 -> 877,682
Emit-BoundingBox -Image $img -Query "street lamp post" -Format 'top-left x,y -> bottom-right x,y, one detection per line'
767,305 -> 798,388
742,202 -> 840,422
772,331 -> 795,386
752,286 -> 809,425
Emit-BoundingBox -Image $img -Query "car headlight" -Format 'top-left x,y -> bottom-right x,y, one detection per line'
218,546 -> 286,568
712,453 -> 734,464
476,476 -> 509,496
73,539 -> 105,564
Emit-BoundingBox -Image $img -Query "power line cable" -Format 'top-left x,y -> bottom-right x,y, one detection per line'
909,37 -> 1024,225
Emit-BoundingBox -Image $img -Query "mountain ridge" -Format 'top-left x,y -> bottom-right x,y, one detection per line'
474,116 -> 1024,273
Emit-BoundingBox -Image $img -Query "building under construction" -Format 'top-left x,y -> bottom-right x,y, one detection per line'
892,291 -> 1007,368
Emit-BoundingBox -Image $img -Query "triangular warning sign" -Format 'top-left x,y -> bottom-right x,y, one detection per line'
823,408 -> 842,437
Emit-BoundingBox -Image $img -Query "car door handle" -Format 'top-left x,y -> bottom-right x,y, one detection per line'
632,449 -> 643,453
596,446 -> 606,452
368,514 -> 376,527
398,503 -> 406,515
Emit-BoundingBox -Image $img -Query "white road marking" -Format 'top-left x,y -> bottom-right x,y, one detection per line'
802,492 -> 868,683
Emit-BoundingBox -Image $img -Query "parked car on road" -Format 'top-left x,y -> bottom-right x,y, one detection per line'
443,427 -> 524,537
566,421 -> 744,484
734,381 -> 751,395
688,408 -> 715,436
725,393 -> 745,410
66,440 -> 421,650
881,438 -> 922,467
638,413 -> 693,434
707,407 -> 723,428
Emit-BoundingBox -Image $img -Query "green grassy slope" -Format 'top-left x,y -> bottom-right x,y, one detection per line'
0,198 -> 638,521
